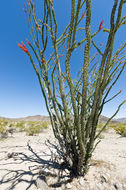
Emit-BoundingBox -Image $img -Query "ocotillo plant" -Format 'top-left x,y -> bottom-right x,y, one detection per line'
18,0 -> 126,176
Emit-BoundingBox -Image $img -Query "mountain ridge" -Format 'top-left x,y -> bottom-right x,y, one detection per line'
0,114 -> 126,123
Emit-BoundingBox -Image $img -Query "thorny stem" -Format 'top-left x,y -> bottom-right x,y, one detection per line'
21,0 -> 126,176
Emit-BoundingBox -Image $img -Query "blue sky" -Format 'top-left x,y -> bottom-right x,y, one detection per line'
0,0 -> 126,119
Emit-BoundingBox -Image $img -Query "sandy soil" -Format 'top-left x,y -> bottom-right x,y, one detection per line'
0,127 -> 126,190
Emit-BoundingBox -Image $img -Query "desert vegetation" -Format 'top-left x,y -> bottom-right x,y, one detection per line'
108,123 -> 126,137
17,0 -> 126,176
0,119 -> 50,138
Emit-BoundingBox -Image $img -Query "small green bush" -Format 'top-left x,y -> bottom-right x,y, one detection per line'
26,125 -> 41,136
0,120 -> 8,127
2,121 -> 8,126
0,125 -> 6,134
9,122 -> 16,128
40,121 -> 49,129
97,123 -> 108,132
25,121 -> 49,136
0,125 -> 8,138
110,123 -> 126,137
15,122 -> 25,132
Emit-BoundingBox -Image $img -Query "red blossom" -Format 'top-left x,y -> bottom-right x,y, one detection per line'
119,61 -> 123,64
82,11 -> 85,18
59,54 -> 64,58
24,3 -> 27,13
17,41 -> 29,53
99,20 -> 104,31
50,54 -> 53,58
26,39 -> 31,45
106,86 -> 111,90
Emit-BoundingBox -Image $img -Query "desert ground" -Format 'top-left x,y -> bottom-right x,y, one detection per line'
0,124 -> 126,190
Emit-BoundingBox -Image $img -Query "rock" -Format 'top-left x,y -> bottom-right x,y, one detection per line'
109,186 -> 116,190
55,187 -> 62,190
79,177 -> 85,186
96,183 -> 104,190
7,152 -> 18,159
7,127 -> 16,135
102,182 -> 110,189
100,175 -> 108,183
38,169 -> 44,175
36,176 -> 49,190
66,183 -> 72,189
64,169 -> 69,174
63,176 -> 70,182
113,182 -> 122,190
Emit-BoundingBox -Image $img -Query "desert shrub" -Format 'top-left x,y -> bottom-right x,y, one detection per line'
27,121 -> 36,125
15,121 -> 25,132
0,125 -> 6,135
40,121 -> 49,129
112,123 -> 126,137
97,123 -> 107,131
108,123 -> 117,128
0,120 -> 8,127
25,125 -> 41,136
25,121 -> 49,135
9,123 -> 13,128
0,125 -> 8,138
0,120 -> 8,134
2,121 -> 8,126
9,122 -> 16,127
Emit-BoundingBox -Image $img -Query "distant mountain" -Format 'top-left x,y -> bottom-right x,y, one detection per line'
0,115 -> 50,122
98,116 -> 126,124
98,115 -> 119,123
116,118 -> 126,124
0,114 -> 125,123
16,115 -> 50,122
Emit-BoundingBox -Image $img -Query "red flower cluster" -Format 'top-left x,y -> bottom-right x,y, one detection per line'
82,11 -> 85,18
24,3 -> 27,13
17,41 -> 29,53
26,38 -> 31,45
99,20 -> 104,31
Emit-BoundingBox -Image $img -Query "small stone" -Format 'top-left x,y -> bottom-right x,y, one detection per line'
66,183 -> 72,189
113,182 -> 122,190
96,183 -> 104,190
102,182 -> 109,189
63,176 -> 70,182
36,176 -> 49,190
109,186 -> 116,190
38,169 -> 43,175
7,152 -> 18,159
100,175 -> 108,183
79,177 -> 85,186
54,187 -> 62,190
44,168 -> 50,173
64,169 -> 69,174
